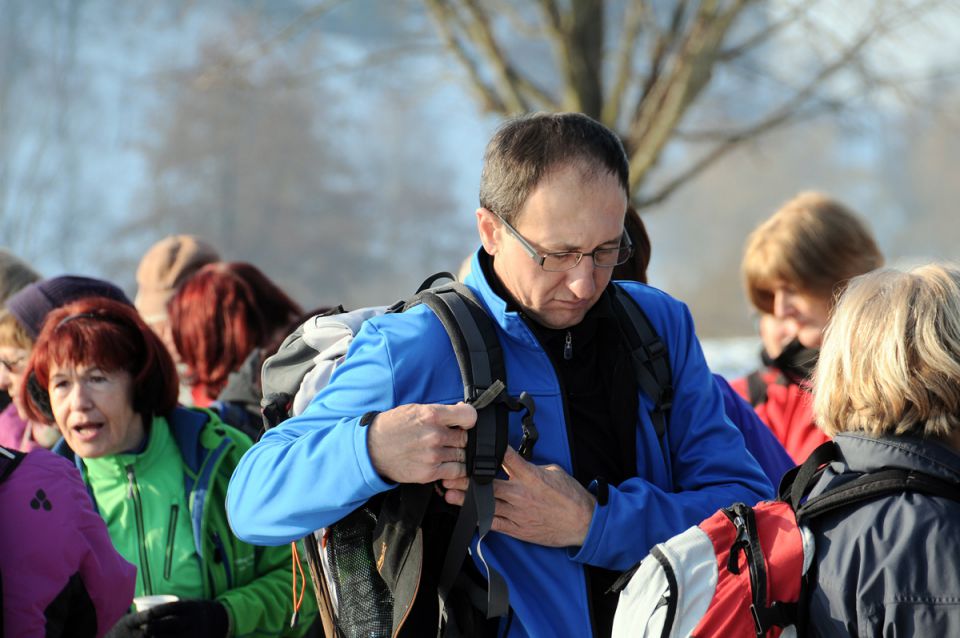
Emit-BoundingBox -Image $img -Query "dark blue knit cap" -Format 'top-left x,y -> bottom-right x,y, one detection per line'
5,275 -> 132,340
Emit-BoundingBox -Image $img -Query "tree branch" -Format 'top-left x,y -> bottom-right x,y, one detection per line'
423,0 -> 508,112
627,0 -> 755,192
602,0 -> 647,127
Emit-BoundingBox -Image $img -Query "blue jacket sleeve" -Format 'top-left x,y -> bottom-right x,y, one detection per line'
714,373 -> 795,487
571,297 -> 774,570
226,321 -> 398,546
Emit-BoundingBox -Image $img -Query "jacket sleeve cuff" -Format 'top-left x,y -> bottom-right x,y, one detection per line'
568,480 -> 611,564
353,415 -> 394,492
217,598 -> 236,637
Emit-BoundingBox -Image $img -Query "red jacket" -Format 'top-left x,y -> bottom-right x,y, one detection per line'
731,367 -> 829,464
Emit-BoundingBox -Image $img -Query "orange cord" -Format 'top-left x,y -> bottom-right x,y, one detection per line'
291,541 -> 306,620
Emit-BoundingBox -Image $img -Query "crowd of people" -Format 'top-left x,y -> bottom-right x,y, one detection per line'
1,111 -> 958,637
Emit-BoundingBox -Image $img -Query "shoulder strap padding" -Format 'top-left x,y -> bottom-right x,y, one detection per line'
780,440 -> 960,522
0,447 -> 26,485
745,370 -> 768,407
609,284 -> 673,441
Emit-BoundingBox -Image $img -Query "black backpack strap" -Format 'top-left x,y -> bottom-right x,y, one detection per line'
0,447 -> 25,484
412,284 -> 513,622
798,467 -> 960,521
779,440 -> 842,509
608,284 -> 673,457
745,370 -> 768,407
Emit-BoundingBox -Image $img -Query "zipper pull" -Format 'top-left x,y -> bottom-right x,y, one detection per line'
563,331 -> 573,360
126,466 -> 135,500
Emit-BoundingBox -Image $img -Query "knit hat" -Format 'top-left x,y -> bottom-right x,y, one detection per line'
135,235 -> 220,323
5,275 -> 133,340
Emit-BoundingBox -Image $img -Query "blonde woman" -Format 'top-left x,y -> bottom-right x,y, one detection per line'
804,264 -> 960,635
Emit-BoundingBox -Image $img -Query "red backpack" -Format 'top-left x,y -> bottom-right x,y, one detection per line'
611,441 -> 960,637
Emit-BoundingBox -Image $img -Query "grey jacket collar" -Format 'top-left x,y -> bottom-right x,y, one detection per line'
832,432 -> 960,483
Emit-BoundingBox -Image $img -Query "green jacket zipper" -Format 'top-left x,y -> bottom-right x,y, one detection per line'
126,464 -> 154,595
164,504 -> 179,580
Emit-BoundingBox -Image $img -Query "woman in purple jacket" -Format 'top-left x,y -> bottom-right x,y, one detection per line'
0,445 -> 135,636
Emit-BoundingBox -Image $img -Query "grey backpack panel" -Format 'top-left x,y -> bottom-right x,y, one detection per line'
260,305 -> 387,427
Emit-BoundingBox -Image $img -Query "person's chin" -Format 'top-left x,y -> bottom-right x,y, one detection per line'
540,304 -> 590,329
797,327 -> 823,350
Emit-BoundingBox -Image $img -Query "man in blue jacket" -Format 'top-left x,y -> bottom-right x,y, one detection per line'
227,112 -> 772,637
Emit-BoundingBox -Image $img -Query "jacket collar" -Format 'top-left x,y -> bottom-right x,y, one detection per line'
53,406 -> 212,476
464,248 -> 614,351
834,432 -> 960,483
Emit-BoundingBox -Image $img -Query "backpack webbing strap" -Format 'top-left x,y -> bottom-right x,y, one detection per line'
609,285 -> 673,447
414,286 -> 511,622
797,468 -> 960,521
780,441 -> 842,509
0,447 -> 25,484
745,370 -> 768,408
724,502 -> 791,637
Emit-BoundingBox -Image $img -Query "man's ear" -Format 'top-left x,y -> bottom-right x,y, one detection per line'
476,208 -> 501,256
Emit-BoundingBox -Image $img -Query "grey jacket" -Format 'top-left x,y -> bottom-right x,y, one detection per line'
806,432 -> 960,637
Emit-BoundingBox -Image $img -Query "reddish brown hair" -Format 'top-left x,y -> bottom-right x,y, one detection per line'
21,296 -> 178,423
168,262 -> 301,402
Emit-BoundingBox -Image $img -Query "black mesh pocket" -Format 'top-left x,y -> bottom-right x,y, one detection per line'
328,506 -> 394,638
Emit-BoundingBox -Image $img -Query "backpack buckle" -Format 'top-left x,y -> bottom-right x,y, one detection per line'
500,391 -> 538,460
472,456 -> 499,482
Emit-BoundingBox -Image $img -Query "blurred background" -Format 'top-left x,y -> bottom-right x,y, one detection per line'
2,0 -> 958,374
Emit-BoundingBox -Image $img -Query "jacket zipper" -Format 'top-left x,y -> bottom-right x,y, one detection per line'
126,464 -> 154,595
521,316 -> 599,638
164,504 -> 179,580
212,531 -> 233,589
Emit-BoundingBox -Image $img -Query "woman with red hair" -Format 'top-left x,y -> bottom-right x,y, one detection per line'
168,262 -> 301,436
21,296 -> 315,637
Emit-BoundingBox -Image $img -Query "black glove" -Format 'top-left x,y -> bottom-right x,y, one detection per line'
105,600 -> 229,638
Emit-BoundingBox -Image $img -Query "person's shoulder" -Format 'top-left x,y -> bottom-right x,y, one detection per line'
614,280 -> 686,312
5,448 -> 90,516
18,447 -> 80,478
612,280 -> 693,339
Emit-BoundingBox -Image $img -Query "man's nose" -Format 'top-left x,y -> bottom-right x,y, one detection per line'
566,257 -> 597,300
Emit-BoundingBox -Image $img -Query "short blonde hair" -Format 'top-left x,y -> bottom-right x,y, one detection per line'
0,310 -> 33,350
813,264 -> 960,439
742,192 -> 883,313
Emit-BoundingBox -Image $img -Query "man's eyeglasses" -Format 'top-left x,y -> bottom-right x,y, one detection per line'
494,212 -> 634,272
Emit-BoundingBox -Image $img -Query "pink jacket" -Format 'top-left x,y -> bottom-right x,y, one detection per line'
0,447 -> 136,637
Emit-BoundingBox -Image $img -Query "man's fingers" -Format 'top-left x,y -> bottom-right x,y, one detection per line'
436,461 -> 468,481
431,401 -> 478,429
500,446 -> 530,478
444,488 -> 466,506
441,476 -> 469,491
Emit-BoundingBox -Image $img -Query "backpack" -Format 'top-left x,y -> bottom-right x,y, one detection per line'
0,446 -> 27,638
260,275 -> 675,637
610,440 -> 960,638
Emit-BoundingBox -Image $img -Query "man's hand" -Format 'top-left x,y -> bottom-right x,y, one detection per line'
442,447 -> 596,547
368,402 -> 477,484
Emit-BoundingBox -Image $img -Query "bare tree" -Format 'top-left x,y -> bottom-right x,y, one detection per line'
417,0 -> 955,208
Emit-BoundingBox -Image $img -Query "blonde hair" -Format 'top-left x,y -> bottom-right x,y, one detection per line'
742,192 -> 883,314
0,310 -> 33,350
813,264 -> 960,439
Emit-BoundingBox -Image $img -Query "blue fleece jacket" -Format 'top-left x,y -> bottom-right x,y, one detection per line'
226,251 -> 772,637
